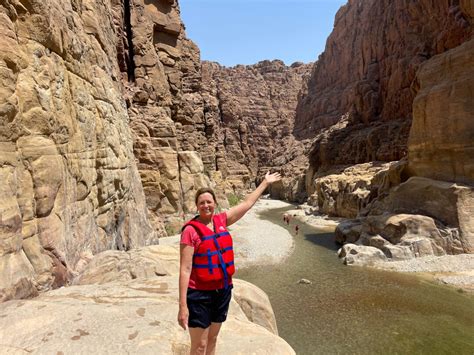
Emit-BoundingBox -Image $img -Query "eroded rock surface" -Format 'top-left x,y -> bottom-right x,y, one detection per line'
307,161 -> 406,218
121,0 -> 220,231
0,277 -> 294,354
201,60 -> 312,193
337,177 -> 473,264
408,38 -> 474,184
0,245 -> 294,354
296,0 -> 471,170
0,0 -> 155,302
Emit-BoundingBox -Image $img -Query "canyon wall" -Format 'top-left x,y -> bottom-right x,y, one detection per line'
120,1 -> 312,231
297,0 -> 472,172
201,60 -> 312,197
408,37 -> 474,185
117,0 -> 222,234
324,1 -> 474,261
0,0 -> 157,301
300,0 -> 472,218
0,0 -> 311,301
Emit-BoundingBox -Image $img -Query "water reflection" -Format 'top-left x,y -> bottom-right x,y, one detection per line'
304,232 -> 339,251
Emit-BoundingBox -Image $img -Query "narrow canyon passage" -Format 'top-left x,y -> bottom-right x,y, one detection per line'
237,205 -> 474,355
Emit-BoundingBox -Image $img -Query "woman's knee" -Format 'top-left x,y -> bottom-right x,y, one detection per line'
192,338 -> 208,354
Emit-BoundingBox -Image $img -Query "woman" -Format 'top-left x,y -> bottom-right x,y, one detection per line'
178,171 -> 281,355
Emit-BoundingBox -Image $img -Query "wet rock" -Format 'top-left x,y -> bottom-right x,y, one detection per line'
335,220 -> 363,244
297,278 -> 312,285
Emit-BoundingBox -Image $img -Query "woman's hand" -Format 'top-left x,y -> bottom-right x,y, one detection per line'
178,304 -> 189,330
227,171 -> 282,226
264,171 -> 281,185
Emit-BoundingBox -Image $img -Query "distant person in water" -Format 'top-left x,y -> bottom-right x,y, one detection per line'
178,171 -> 281,355
295,224 -> 299,235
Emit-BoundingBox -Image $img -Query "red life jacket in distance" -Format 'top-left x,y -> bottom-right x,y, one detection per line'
184,215 -> 235,287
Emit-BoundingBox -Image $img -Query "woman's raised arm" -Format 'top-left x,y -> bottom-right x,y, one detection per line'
226,172 -> 281,226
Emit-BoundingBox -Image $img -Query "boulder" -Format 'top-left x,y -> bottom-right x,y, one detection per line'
335,220 -> 363,244
73,245 -> 181,285
338,244 -> 387,265
368,177 -> 473,253
232,279 -> 279,335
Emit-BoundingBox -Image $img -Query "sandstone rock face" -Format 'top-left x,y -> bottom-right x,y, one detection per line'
0,0 -> 154,301
0,277 -> 295,354
201,60 -> 312,194
297,0 -> 472,169
0,245 -> 294,353
121,0 -> 219,229
72,245 -> 180,285
308,161 -> 406,218
408,38 -> 474,184
336,177 -> 473,261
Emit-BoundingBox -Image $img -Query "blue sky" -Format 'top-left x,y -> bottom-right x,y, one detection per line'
179,0 -> 348,67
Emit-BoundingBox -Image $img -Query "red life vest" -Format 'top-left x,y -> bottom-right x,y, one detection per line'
184,215 -> 235,287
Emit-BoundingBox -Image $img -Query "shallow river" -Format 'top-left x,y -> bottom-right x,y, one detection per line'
236,206 -> 474,355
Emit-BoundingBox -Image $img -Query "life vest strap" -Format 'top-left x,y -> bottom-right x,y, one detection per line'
192,261 -> 235,269
210,234 -> 231,288
201,231 -> 230,241
193,246 -> 233,257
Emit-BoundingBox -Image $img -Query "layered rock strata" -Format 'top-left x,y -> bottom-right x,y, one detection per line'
201,60 -> 312,195
337,38 -> 474,262
297,0 -> 472,170
119,1 -> 312,231
0,0 -> 154,302
118,0 -> 224,233
408,38 -> 474,185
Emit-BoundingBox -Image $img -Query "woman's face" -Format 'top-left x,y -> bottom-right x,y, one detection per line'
196,192 -> 216,219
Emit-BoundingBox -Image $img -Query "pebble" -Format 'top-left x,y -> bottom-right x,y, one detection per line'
297,278 -> 312,284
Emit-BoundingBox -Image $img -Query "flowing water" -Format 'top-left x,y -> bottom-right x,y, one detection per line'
236,206 -> 474,355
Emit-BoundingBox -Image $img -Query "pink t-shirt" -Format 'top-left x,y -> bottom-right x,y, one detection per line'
181,212 -> 232,290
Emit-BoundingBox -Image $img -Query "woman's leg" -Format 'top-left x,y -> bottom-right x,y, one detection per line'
205,322 -> 222,355
189,327 -> 210,355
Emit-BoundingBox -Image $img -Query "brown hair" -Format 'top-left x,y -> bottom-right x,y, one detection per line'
195,187 -> 217,205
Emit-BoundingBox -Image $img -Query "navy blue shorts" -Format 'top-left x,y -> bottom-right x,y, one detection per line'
187,285 -> 233,328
